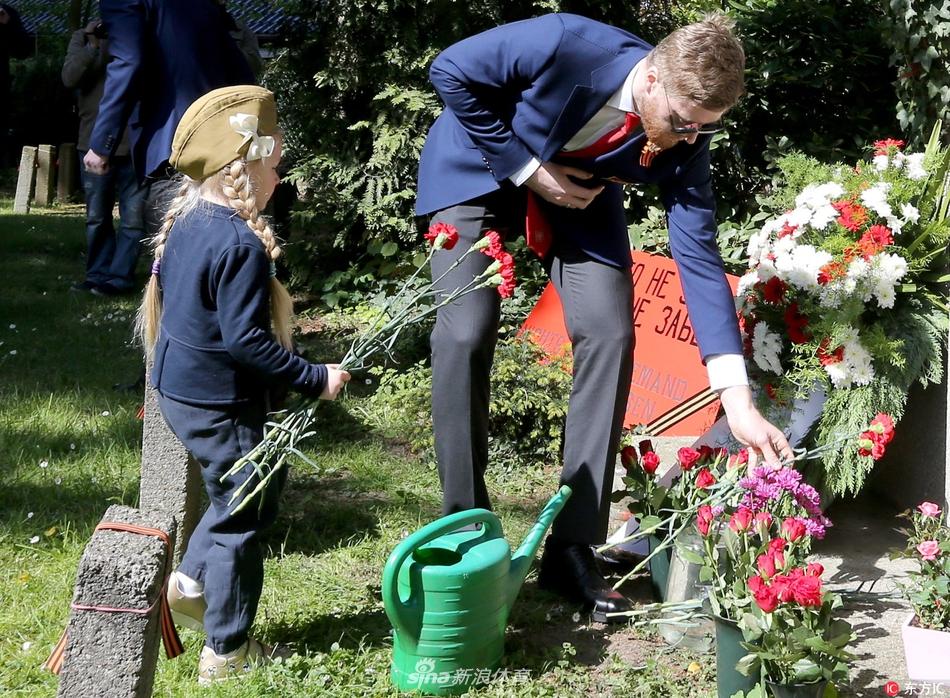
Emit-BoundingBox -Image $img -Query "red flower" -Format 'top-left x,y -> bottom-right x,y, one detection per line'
784,303 -> 811,344
869,413 -> 895,445
639,439 -> 654,454
642,451 -> 660,474
729,507 -> 754,534
495,252 -> 516,299
728,448 -> 750,469
781,517 -> 808,542
817,339 -> 845,366
480,230 -> 504,258
677,447 -> 701,471
817,261 -> 847,286
748,575 -> 779,613
697,505 -> 715,537
642,454 -> 660,476
754,511 -> 773,533
777,223 -> 798,239
695,467 -> 717,490
620,445 -> 638,471
789,573 -> 823,607
873,138 -> 905,156
768,538 -> 786,556
757,553 -> 778,579
697,445 -> 715,462
770,574 -> 794,603
832,199 -> 869,233
805,562 -> 824,577
424,221 -> 460,250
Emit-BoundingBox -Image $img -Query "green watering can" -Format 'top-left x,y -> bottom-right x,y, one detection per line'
382,485 -> 572,695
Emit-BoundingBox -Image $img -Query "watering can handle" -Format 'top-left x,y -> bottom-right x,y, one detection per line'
382,509 -> 503,638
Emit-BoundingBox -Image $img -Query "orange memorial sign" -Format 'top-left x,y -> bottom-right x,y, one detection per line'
519,251 -> 741,436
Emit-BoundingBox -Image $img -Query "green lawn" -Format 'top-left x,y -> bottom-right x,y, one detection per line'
0,199 -> 716,696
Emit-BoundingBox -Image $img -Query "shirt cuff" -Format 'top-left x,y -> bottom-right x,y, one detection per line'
509,157 -> 541,187
706,353 -> 749,392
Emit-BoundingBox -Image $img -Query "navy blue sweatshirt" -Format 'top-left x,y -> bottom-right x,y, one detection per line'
151,202 -> 327,406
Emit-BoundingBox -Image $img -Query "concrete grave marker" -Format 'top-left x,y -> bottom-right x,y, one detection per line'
35,144 -> 57,208
13,145 -> 37,214
54,505 -> 177,698
139,370 -> 201,564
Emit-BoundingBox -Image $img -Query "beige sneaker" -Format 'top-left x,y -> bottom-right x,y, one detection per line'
197,638 -> 272,685
166,571 -> 206,632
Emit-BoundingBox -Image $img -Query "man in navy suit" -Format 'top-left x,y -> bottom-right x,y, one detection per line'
416,13 -> 793,621
82,0 -> 254,295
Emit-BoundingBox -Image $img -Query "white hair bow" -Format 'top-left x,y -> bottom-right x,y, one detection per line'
229,112 -> 276,162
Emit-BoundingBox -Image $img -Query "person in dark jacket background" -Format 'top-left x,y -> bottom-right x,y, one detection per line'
63,18 -> 147,294
0,2 -> 32,167
82,0 -> 256,296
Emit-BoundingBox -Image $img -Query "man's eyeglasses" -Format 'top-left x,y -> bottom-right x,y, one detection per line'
664,88 -> 724,135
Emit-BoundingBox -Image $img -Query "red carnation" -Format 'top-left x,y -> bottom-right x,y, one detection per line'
695,467 -> 717,490
869,413 -> 895,445
480,230 -> 504,258
831,200 -> 869,233
873,138 -> 905,156
768,538 -> 786,556
817,339 -> 845,366
424,221 -> 460,250
677,447 -> 701,471
805,562 -> 824,578
642,451 -> 661,474
784,303 -> 811,344
762,276 -> 788,305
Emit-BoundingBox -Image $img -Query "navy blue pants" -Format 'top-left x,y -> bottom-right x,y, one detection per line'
157,394 -> 288,654
79,151 -> 147,290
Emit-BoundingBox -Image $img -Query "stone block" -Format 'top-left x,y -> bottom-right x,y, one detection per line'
56,505 -> 176,698
35,144 -> 57,208
13,146 -> 36,214
139,370 -> 201,565
57,144 -> 79,202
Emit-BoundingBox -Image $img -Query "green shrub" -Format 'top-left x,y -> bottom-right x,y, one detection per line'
366,334 -> 573,469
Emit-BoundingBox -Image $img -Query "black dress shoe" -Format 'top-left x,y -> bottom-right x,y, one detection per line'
537,538 -> 633,623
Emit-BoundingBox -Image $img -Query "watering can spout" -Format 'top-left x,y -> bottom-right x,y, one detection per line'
507,485 -> 572,605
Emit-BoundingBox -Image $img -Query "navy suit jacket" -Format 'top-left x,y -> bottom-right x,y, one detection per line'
152,203 -> 328,406
416,13 -> 741,359
90,0 -> 254,180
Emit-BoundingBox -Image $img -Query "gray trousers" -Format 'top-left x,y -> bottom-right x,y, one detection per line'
428,192 -> 634,545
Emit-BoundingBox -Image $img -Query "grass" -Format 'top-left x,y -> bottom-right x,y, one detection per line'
0,196 -> 717,696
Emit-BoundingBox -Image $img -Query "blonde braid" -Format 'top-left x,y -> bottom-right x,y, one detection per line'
135,177 -> 196,357
221,159 -> 294,349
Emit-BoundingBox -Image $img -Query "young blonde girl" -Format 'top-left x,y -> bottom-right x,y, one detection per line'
137,85 -> 349,684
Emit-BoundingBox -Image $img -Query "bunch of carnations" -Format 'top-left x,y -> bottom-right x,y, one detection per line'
892,500 -> 950,631
735,124 -> 949,497
223,222 -> 516,512
697,467 -> 854,689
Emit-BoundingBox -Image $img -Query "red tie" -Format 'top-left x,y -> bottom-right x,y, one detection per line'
526,112 -> 641,258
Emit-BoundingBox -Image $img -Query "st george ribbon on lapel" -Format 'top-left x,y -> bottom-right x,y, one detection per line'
525,111 -> 641,258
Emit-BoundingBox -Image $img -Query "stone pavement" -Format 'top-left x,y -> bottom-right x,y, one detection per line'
814,493 -> 916,697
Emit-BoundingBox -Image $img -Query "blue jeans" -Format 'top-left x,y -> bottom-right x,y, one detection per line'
156,394 -> 288,654
79,152 -> 147,289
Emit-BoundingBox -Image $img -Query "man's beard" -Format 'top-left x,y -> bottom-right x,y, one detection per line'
640,100 -> 681,151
